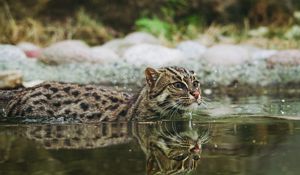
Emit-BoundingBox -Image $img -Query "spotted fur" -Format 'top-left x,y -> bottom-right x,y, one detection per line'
4,82 -> 130,122
2,66 -> 202,122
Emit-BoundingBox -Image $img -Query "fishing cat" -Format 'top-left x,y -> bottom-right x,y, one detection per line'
1,66 -> 202,122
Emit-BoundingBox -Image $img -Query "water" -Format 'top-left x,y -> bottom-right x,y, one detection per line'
0,95 -> 300,175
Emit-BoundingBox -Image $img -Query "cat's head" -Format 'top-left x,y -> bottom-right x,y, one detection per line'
144,66 -> 202,115
146,130 -> 204,175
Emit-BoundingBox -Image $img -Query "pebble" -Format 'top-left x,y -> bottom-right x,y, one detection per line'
0,70 -> 23,89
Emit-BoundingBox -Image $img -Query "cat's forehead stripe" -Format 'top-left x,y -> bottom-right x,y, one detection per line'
165,67 -> 195,83
165,67 -> 184,81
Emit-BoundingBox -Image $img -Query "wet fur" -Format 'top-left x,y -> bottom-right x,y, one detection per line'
2,66 -> 202,122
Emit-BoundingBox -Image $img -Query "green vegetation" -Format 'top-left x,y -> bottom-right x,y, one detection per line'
1,0 -> 300,48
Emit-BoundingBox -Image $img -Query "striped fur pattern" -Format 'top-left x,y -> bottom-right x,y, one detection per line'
133,121 -> 208,175
129,66 -> 202,120
2,66 -> 202,122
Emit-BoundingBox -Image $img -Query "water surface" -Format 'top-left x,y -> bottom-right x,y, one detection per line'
0,95 -> 300,175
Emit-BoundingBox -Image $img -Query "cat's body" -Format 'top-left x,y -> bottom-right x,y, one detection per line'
1,66 -> 202,122
3,82 -> 132,122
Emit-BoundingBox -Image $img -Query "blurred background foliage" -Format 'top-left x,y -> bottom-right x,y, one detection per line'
0,0 -> 300,46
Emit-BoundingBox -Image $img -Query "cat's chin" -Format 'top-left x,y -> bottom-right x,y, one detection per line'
187,103 -> 199,111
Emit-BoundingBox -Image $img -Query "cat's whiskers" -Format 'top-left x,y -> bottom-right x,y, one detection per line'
201,96 -> 211,102
162,121 -> 177,140
200,99 -> 208,109
172,119 -> 184,141
159,123 -> 181,143
159,103 -> 177,117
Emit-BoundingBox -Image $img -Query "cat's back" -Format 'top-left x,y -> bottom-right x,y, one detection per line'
5,81 -> 132,122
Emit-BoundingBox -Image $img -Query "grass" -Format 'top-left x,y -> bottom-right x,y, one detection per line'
0,6 -> 115,46
1,2 -> 300,49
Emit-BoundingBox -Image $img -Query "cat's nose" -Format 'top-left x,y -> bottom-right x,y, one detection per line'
190,144 -> 201,153
190,90 -> 200,99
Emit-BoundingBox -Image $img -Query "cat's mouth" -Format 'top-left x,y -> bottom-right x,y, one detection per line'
172,95 -> 202,112
180,96 -> 202,110
192,94 -> 202,106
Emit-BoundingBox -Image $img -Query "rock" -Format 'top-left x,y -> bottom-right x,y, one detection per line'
266,50 -> 300,68
123,44 -> 186,67
240,45 -> 277,60
102,39 -> 132,55
23,80 -> 44,87
17,42 -> 41,58
0,70 -> 23,89
252,49 -> 277,60
202,44 -> 251,66
124,32 -> 160,45
0,45 -> 27,61
38,40 -> 105,64
102,32 -> 161,55
91,46 -> 120,63
52,40 -> 89,48
176,41 -> 206,60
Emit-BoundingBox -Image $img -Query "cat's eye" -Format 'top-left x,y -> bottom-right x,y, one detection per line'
173,82 -> 186,89
193,81 -> 199,88
172,154 -> 187,161
193,155 -> 200,160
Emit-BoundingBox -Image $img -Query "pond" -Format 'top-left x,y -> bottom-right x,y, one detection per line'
0,94 -> 299,175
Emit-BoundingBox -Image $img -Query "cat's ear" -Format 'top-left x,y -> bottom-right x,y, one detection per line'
145,67 -> 160,88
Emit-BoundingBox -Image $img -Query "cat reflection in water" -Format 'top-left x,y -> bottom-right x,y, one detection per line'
132,121 -> 209,175
2,121 -> 209,175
